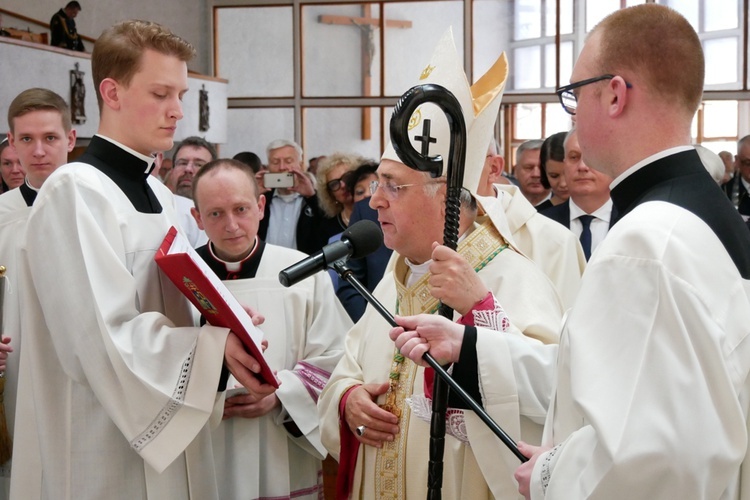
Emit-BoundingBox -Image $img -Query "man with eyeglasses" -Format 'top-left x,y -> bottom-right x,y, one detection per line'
258,139 -> 332,255
164,135 -> 216,247
319,30 -> 563,499
388,5 -> 750,499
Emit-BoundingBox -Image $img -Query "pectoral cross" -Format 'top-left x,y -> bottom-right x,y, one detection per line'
319,6 -> 412,140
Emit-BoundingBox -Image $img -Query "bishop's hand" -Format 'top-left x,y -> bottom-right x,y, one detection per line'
344,382 -> 399,448
428,242 -> 489,315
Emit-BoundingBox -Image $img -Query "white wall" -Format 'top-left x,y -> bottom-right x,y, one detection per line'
1,0 -> 210,74
0,39 -> 228,143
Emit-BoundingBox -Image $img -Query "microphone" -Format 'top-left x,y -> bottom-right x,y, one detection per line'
279,219 -> 383,287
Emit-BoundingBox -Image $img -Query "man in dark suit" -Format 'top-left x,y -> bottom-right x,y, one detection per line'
722,134 -> 750,221
257,139 -> 333,255
541,128 -> 616,260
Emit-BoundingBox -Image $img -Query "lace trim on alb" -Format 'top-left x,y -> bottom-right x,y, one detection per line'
406,394 -> 469,444
472,295 -> 510,332
131,343 -> 196,451
540,443 -> 562,493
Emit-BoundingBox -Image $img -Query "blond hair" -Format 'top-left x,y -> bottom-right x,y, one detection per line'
92,20 -> 195,110
315,152 -> 363,217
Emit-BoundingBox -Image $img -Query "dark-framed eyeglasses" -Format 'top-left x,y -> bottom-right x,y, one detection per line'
326,177 -> 345,192
556,74 -> 632,116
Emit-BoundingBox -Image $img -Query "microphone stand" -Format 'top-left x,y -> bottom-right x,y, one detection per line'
332,261 -> 527,465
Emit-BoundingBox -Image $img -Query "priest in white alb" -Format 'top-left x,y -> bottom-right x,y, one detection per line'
190,158 -> 350,499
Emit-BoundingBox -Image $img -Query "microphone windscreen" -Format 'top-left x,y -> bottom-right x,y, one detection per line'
342,220 -> 383,259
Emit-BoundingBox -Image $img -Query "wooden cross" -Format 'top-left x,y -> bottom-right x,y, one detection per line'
319,6 -> 412,140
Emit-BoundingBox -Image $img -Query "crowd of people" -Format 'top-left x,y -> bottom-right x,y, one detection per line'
1,4 -> 750,500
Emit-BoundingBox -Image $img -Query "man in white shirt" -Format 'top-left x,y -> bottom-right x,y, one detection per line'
540,129 -> 616,260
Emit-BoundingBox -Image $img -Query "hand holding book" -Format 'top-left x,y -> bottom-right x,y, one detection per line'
155,226 -> 279,389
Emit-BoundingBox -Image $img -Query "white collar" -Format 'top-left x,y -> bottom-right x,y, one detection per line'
569,197 -> 613,222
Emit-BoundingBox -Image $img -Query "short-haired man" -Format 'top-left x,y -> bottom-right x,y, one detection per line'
0,87 -> 76,498
540,129 -> 617,260
319,31 -> 562,499
164,136 -> 216,247
513,139 -> 549,208
166,136 -> 216,198
723,135 -> 750,219
391,5 -> 750,499
12,21 -> 274,500
50,1 -> 84,51
190,158 -> 349,499
478,140 -> 585,308
257,139 -> 332,255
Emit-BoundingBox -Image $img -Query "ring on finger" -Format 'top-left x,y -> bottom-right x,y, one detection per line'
356,425 -> 366,437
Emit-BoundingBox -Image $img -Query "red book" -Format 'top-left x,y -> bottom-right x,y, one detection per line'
155,226 -> 279,388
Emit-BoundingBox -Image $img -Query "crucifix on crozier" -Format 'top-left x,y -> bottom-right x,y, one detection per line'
319,6 -> 412,140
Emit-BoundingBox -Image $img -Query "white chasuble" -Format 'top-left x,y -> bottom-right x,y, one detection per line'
11,163 -> 228,500
211,244 -> 349,500
319,214 -> 563,499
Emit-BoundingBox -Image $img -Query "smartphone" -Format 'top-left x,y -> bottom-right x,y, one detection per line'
264,172 -> 295,189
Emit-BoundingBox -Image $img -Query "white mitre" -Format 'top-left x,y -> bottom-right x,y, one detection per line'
381,28 -> 508,197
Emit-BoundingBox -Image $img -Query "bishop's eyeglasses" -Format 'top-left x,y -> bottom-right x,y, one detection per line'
556,74 -> 632,115
369,179 -> 445,200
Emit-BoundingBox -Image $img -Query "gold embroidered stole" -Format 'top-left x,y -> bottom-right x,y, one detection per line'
373,217 -> 508,498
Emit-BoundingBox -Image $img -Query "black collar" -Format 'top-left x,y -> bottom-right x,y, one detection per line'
19,182 -> 37,207
611,149 -> 750,278
77,136 -> 162,214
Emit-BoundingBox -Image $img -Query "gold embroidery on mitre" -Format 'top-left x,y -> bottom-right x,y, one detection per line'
419,64 -> 435,80
374,218 -> 508,498
407,108 -> 422,131
470,52 -> 508,116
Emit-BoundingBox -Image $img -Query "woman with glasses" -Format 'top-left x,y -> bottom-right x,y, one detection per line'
315,152 -> 364,231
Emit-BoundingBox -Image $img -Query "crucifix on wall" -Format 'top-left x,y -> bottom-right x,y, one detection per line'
319,6 -> 412,140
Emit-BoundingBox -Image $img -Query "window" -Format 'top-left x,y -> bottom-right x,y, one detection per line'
214,1 -> 749,164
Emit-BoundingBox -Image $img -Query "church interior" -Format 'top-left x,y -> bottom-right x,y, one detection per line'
1,0 -> 746,166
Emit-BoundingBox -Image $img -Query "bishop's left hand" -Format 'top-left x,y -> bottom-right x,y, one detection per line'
428,242 -> 489,315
